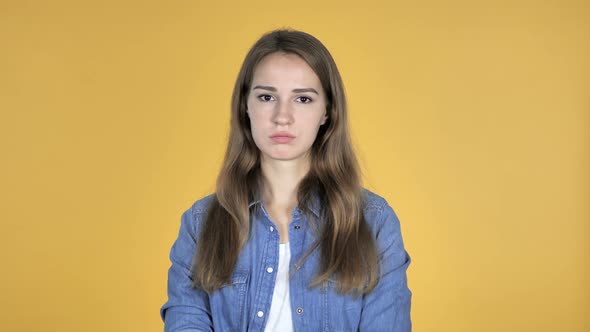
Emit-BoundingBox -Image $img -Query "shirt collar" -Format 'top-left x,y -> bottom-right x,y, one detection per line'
248,190 -> 321,218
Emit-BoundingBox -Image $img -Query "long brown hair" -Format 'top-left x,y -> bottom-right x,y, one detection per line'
193,29 -> 379,297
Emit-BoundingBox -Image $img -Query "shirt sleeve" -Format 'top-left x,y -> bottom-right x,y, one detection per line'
160,207 -> 213,332
359,202 -> 412,332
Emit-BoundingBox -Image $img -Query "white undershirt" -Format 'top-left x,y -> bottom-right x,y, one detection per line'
264,243 -> 294,332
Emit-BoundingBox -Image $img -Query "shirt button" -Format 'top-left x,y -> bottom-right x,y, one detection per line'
266,267 -> 273,273
296,307 -> 303,314
294,225 -> 301,230
257,310 -> 264,318
269,226 -> 274,232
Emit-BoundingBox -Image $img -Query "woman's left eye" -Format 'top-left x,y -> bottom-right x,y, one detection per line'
297,96 -> 313,103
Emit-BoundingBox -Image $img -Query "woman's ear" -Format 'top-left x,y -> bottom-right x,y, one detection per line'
320,113 -> 328,125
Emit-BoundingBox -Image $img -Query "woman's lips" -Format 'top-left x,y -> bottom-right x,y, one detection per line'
270,133 -> 295,143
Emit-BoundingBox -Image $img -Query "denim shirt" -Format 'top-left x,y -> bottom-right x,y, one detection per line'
160,189 -> 412,332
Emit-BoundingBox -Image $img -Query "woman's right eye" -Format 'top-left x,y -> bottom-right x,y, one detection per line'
257,94 -> 274,102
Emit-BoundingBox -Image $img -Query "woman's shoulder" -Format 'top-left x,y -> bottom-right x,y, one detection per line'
187,193 -> 216,216
361,188 -> 390,211
179,194 -> 216,232
166,194 -> 216,247
360,188 -> 402,233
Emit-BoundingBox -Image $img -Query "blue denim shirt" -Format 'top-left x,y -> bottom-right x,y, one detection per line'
160,189 -> 412,331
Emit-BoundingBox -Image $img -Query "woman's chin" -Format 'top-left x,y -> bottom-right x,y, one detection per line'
261,150 -> 310,163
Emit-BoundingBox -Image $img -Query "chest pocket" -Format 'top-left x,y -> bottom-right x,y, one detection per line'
209,272 -> 249,332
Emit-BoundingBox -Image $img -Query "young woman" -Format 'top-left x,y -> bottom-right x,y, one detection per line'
160,29 -> 412,332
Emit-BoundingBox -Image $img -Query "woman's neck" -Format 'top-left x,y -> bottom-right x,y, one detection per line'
260,156 -> 310,214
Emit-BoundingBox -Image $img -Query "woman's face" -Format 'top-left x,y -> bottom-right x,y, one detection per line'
246,52 -> 328,165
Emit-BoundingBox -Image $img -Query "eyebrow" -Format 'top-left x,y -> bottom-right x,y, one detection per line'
253,85 -> 319,95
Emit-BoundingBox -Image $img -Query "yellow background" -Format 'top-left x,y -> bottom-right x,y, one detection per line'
1,0 -> 588,331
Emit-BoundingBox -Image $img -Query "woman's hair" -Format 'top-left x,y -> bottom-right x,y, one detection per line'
193,28 -> 379,297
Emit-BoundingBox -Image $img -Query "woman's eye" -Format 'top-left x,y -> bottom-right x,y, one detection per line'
258,94 -> 274,102
297,96 -> 313,103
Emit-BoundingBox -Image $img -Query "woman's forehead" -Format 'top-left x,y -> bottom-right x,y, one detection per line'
251,53 -> 321,90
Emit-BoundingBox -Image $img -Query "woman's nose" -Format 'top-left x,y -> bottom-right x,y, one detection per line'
272,100 -> 294,125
